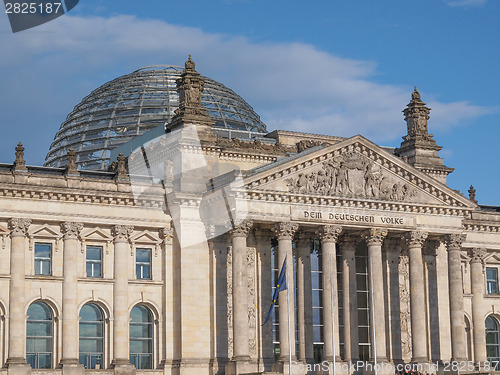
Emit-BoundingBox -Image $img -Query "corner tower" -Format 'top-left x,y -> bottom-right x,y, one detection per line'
395,87 -> 454,184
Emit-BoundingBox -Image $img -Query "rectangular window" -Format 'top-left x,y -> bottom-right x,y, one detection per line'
487,267 -> 498,294
86,246 -> 102,278
34,243 -> 52,275
136,248 -> 151,280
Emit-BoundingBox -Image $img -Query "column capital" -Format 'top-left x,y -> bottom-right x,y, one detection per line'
405,230 -> 428,248
362,228 -> 387,246
60,222 -> 83,239
272,222 -> 298,240
384,236 -> 403,253
111,225 -> 133,242
339,235 -> 358,252
423,239 -> 440,257
318,225 -> 343,243
443,233 -> 467,251
159,227 -> 174,244
8,218 -> 31,237
230,220 -> 253,238
469,248 -> 487,264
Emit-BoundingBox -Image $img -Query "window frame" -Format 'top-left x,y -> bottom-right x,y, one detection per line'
129,305 -> 154,369
487,267 -> 499,295
79,303 -> 105,369
34,242 -> 52,276
86,245 -> 103,278
26,301 -> 54,369
135,248 -> 152,280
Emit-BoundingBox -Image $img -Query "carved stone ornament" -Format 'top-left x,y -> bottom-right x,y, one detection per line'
362,228 -> 387,246
111,225 -> 133,242
159,227 -> 174,244
444,233 -> 467,251
230,220 -> 253,238
318,225 -> 343,243
8,218 -> 31,236
272,222 -> 298,240
285,150 -> 417,202
60,222 -> 83,239
469,248 -> 487,264
116,152 -> 128,180
405,231 -> 428,248
13,142 -> 28,171
65,148 -> 79,175
296,139 -> 331,153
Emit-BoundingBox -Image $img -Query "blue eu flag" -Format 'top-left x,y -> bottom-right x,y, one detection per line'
262,255 -> 287,326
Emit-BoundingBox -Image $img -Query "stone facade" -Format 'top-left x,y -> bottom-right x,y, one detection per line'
0,59 -> 499,375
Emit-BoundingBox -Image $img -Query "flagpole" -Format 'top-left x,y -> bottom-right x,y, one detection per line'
330,254 -> 336,375
287,255 -> 293,375
369,256 -> 378,375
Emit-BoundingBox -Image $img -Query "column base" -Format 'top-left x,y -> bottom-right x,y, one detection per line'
60,360 -> 85,375
111,359 -> 137,375
225,358 -> 258,375
6,361 -> 31,375
179,358 -> 211,375
272,359 -> 307,375
359,361 -> 395,375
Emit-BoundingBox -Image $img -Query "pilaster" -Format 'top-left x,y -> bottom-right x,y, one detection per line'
6,218 -> 31,375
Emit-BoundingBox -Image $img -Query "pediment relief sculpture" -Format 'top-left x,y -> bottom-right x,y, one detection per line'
285,151 -> 419,202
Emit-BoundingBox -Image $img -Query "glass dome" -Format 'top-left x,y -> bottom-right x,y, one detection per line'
44,65 -> 267,170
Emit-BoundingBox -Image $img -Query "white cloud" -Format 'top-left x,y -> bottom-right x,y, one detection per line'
445,0 -> 487,7
0,13 -> 496,165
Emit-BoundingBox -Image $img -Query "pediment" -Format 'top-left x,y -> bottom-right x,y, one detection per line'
131,230 -> 160,244
81,227 -> 112,241
243,135 -> 476,208
29,224 -> 61,238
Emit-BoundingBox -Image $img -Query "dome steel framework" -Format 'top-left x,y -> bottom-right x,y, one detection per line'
44,66 -> 267,170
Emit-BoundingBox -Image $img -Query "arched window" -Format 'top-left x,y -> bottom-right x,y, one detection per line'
79,304 -> 104,369
26,301 -> 53,369
486,316 -> 500,369
130,305 -> 153,369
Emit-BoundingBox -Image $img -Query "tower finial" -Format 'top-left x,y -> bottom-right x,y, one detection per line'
412,86 -> 421,101
185,55 -> 195,70
13,142 -> 27,171
468,185 -> 478,204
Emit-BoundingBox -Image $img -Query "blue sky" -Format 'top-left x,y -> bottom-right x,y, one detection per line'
0,0 -> 498,204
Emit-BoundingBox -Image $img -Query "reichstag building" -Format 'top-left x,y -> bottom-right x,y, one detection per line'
0,57 -> 499,375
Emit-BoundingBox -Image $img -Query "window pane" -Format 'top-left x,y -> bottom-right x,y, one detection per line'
86,247 -> 102,260
136,249 -> 151,262
35,243 -> 51,258
26,302 -> 53,369
93,263 -> 102,277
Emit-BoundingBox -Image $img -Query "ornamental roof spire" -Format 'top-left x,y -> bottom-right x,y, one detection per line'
167,56 -> 215,135
395,86 -> 454,184
13,142 -> 27,172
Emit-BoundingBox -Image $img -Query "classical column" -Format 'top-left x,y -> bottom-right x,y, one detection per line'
362,228 -> 388,362
111,225 -> 134,370
319,225 -> 343,362
60,222 -> 85,371
272,222 -> 298,362
406,231 -> 428,363
469,248 -> 487,364
445,233 -> 467,362
340,235 -> 359,362
6,218 -> 31,373
423,240 -> 441,362
230,221 -> 253,362
296,232 -> 314,363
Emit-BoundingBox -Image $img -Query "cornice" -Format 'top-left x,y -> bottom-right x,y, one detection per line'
0,182 -> 164,208
234,189 -> 472,218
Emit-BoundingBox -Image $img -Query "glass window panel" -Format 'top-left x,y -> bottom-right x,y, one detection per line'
86,246 -> 102,260
358,310 -> 369,325
358,327 -> 370,343
35,243 -> 51,257
26,302 -> 53,369
136,249 -> 151,262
